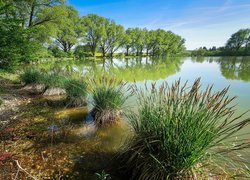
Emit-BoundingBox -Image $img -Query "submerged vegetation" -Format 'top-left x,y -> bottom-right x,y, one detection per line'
119,79 -> 250,179
91,77 -> 131,125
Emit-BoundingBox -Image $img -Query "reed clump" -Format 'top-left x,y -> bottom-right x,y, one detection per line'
120,78 -> 250,179
90,77 -> 131,125
64,78 -> 88,107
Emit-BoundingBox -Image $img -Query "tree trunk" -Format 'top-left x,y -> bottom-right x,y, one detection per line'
28,3 -> 35,27
91,45 -> 96,57
101,47 -> 106,57
140,47 -> 143,56
126,46 -> 129,56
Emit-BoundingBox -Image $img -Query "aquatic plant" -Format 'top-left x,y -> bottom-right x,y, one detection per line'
120,79 -> 250,179
20,68 -> 43,84
95,170 -> 112,180
64,79 -> 88,107
91,77 -> 131,125
42,73 -> 66,88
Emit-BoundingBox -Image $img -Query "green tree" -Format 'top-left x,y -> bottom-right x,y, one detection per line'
107,22 -> 125,57
81,14 -> 108,56
54,6 -> 83,53
226,29 -> 250,50
124,28 -> 134,56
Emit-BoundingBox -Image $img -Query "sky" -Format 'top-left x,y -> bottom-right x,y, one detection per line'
68,0 -> 250,50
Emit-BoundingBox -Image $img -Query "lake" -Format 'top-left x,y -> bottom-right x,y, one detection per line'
28,56 -> 250,178
37,56 -> 250,113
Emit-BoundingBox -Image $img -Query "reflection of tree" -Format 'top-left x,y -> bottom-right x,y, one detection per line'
218,57 -> 250,82
85,57 -> 183,82
34,57 -> 183,82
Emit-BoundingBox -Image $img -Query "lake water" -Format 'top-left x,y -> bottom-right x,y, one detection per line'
29,56 -> 250,178
38,56 -> 250,113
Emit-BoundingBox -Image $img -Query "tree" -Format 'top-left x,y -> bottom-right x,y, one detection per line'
96,19 -> 125,57
54,6 -> 83,53
226,29 -> 250,50
133,28 -> 146,56
0,0 -> 46,67
144,30 -> 157,56
13,0 -> 65,28
81,14 -> 108,56
107,23 -> 125,57
124,28 -> 134,56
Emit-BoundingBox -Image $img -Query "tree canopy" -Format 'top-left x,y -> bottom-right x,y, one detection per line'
0,0 -> 186,68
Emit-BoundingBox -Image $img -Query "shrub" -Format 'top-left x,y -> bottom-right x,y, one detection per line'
20,68 -> 43,84
64,79 -> 88,107
120,79 -> 250,179
91,77 -> 131,125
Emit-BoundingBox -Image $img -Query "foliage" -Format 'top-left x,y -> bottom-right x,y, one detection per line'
0,0 -> 65,68
120,79 -> 250,179
95,170 -> 112,180
99,20 -> 125,57
74,45 -> 92,59
1,0 -> 186,66
48,45 -> 67,58
226,29 -> 250,50
42,73 -> 66,88
20,68 -> 43,84
192,28 -> 250,56
81,14 -> 108,56
91,77 -> 130,124
64,79 -> 87,98
53,5 -> 83,53
123,28 -> 185,56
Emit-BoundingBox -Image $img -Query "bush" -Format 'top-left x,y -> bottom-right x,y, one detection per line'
120,79 -> 250,179
91,77 -> 130,125
20,68 -> 43,84
64,79 -> 88,107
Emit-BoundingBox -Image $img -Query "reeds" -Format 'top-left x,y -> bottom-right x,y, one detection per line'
90,77 -> 131,125
120,78 -> 250,179
20,68 -> 43,85
64,79 -> 88,107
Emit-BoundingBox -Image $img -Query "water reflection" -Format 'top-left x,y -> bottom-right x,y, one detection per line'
35,57 -> 184,82
190,56 -> 250,82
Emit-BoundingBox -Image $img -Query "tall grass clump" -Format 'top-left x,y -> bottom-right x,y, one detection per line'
20,68 -> 43,85
120,79 -> 250,180
91,77 -> 131,125
42,73 -> 66,88
64,78 -> 88,107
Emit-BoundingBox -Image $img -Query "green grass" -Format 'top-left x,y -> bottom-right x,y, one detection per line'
120,78 -> 250,179
63,78 -> 88,107
64,79 -> 88,98
20,68 -> 43,84
42,74 -> 66,88
91,77 -> 131,125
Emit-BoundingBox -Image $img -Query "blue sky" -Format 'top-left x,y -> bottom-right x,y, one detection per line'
68,0 -> 250,50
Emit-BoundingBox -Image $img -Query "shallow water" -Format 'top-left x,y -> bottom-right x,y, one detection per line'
26,56 -> 250,178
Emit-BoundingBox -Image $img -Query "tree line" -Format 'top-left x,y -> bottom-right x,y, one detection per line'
0,0 -> 185,68
192,28 -> 250,56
